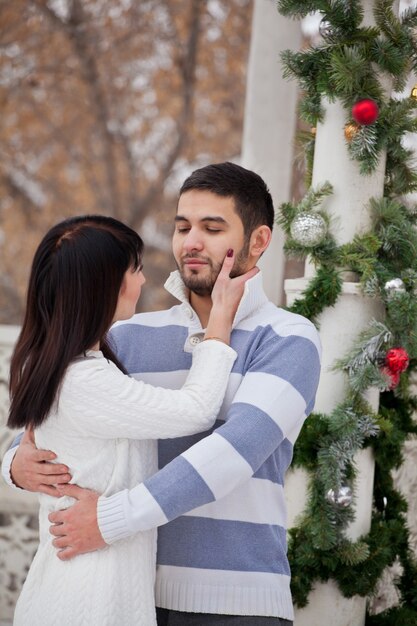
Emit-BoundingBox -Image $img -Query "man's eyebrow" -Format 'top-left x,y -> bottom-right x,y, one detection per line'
175,215 -> 228,224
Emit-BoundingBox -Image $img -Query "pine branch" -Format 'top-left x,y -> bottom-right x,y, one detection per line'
401,7 -> 417,29
347,125 -> 381,174
288,266 -> 342,325
337,320 -> 393,376
277,0 -> 325,18
338,540 -> 370,566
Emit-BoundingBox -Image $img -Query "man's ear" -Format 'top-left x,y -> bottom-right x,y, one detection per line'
249,225 -> 272,258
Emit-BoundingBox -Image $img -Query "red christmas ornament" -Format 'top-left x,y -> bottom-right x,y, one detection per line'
385,347 -> 410,374
380,366 -> 400,390
351,99 -> 379,125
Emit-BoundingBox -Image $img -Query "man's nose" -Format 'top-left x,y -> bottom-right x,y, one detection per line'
183,229 -> 204,252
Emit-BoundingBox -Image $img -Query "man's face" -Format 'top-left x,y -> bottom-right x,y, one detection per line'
173,189 -> 250,296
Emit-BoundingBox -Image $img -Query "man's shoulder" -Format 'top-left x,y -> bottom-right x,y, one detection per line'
244,301 -> 319,336
111,305 -> 184,334
237,303 -> 321,363
108,305 -> 190,360
108,305 -> 191,373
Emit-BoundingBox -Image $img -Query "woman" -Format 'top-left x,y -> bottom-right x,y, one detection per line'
8,215 -> 257,626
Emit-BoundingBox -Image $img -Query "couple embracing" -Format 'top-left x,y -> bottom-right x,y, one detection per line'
3,162 -> 321,626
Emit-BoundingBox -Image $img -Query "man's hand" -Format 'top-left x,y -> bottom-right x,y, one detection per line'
48,484 -> 106,560
11,430 -> 71,496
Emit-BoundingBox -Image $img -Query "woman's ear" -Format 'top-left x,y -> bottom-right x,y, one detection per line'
249,225 -> 272,259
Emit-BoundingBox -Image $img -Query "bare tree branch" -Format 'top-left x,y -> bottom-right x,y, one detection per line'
128,0 -> 203,229
27,99 -> 110,213
1,171 -> 41,227
32,0 -> 121,216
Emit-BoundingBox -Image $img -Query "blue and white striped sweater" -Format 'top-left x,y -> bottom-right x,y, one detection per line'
100,270 -> 321,619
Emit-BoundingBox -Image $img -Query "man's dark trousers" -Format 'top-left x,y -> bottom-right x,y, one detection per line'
156,608 -> 293,625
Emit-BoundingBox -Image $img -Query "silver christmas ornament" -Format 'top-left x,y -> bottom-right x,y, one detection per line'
290,213 -> 327,247
319,18 -> 333,38
384,278 -> 406,299
326,486 -> 353,508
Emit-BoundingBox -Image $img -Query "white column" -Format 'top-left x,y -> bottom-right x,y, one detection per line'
284,2 -> 398,624
241,0 -> 301,305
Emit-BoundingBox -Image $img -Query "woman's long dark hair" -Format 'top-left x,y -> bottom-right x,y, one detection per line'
7,215 -> 144,430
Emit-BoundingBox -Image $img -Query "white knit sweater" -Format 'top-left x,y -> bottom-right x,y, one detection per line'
13,341 -> 236,626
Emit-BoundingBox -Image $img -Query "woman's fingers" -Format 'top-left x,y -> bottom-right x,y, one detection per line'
217,249 -> 234,278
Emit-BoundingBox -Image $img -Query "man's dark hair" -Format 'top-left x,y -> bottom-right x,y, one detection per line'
179,162 -> 274,238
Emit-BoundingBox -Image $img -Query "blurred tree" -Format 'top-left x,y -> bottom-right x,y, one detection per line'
0,0 -> 252,320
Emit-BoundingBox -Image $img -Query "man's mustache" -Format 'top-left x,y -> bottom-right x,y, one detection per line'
181,254 -> 212,265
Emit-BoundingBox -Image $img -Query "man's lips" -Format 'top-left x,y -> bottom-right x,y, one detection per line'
183,259 -> 209,268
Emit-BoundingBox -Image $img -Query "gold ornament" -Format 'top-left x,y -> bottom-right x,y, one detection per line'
411,85 -> 417,100
311,127 -> 316,136
344,123 -> 359,142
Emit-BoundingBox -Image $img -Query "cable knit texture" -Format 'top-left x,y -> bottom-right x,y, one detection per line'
12,341 -> 236,626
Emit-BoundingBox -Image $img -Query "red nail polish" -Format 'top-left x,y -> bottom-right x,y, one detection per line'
227,249 -> 233,257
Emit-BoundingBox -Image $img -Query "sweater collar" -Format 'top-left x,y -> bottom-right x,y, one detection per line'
164,269 -> 269,328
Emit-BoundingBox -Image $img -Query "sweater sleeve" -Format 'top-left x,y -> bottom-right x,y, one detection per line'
0,432 -> 23,489
97,324 -> 322,543
61,341 -> 236,440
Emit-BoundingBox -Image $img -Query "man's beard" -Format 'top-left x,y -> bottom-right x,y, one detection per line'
177,242 -> 250,297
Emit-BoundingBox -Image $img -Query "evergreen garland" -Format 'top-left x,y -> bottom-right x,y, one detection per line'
276,1 -> 417,622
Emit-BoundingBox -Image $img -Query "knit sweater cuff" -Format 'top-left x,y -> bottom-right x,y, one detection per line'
97,490 -> 130,544
1,446 -> 21,490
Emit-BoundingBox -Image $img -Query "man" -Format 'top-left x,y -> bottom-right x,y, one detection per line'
3,162 -> 321,625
